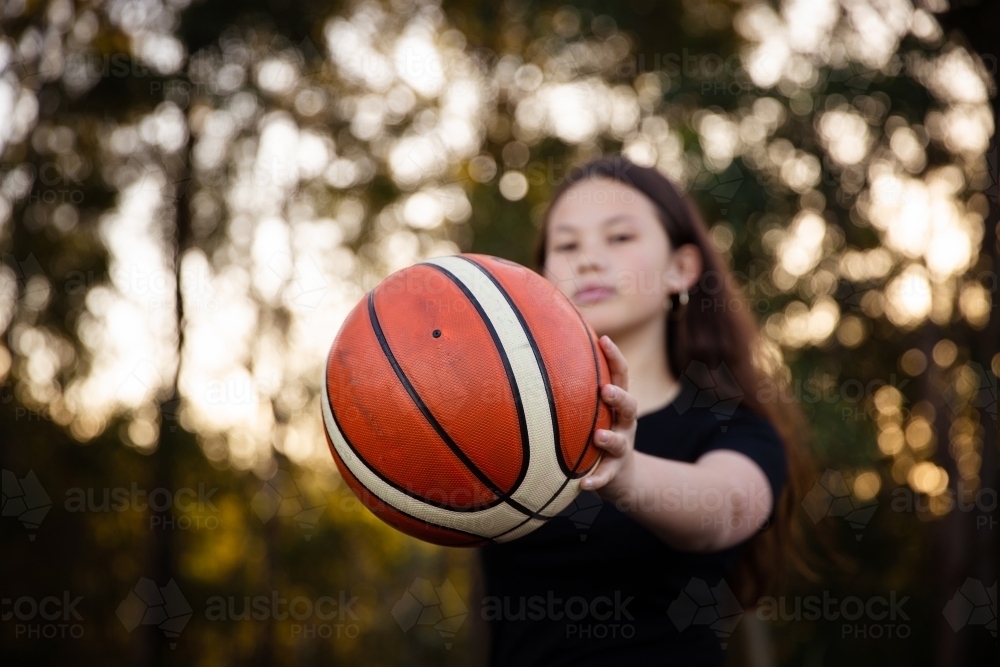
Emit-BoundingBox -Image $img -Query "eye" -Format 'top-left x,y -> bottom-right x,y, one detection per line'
553,242 -> 576,252
610,234 -> 634,243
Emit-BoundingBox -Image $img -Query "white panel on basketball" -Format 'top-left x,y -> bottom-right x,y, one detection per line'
420,255 -> 567,514
492,465 -> 601,538
538,464 -> 599,519
322,377 -> 529,539
493,517 -> 548,542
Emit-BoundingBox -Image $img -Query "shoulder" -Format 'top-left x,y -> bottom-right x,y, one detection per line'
701,404 -> 786,456
712,406 -> 784,442
697,406 -> 789,502
661,389 -> 783,449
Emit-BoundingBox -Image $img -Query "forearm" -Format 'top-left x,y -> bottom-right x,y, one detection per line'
601,450 -> 773,552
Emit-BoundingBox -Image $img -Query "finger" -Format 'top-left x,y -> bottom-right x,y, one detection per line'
601,384 -> 638,423
599,336 -> 629,391
581,460 -> 616,490
592,429 -> 628,457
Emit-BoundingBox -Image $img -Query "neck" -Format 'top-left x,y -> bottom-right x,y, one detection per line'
606,315 -> 680,417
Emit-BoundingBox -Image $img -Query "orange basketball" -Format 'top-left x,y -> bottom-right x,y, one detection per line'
321,253 -> 612,546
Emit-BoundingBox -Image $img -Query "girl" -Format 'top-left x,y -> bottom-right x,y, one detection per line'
476,155 -> 812,666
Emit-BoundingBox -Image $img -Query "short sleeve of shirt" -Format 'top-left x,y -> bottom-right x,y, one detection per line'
695,409 -> 788,520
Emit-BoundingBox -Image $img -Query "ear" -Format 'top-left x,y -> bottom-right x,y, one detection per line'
666,243 -> 703,292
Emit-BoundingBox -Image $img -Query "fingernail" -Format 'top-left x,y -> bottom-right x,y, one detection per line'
606,386 -> 617,398
581,479 -> 593,489
596,430 -> 608,443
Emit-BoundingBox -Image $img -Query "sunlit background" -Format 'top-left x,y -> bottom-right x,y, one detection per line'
1,0 -> 996,665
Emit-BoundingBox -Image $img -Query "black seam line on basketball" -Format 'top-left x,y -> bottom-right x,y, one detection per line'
491,477 -> 572,541
491,465 -> 588,541
454,258 -> 594,532
324,366 -> 506,519
323,316 -> 501,543
323,297 -> 508,514
420,262 -> 550,521
423,260 -> 533,501
367,288 -> 545,521
537,475 -> 572,515
490,476 -> 579,539
334,439 -> 490,545
329,429 -> 493,545
455,255 -> 569,482
567,304 -> 603,479
491,516 -> 534,541
328,432 -> 491,546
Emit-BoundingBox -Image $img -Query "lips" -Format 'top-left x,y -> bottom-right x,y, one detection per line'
573,285 -> 616,304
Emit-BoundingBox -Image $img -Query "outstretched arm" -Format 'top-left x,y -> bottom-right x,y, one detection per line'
582,336 -> 774,553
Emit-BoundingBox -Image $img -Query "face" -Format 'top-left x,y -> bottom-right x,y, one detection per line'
543,177 -> 681,338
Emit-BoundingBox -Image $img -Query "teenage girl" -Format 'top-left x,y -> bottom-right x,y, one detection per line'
476,154 -> 812,667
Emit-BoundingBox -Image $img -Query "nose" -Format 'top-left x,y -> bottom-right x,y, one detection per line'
572,236 -> 610,279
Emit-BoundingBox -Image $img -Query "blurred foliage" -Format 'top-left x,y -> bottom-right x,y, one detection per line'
1,0 -> 997,665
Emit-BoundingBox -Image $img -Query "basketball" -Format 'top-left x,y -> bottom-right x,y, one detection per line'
321,253 -> 613,546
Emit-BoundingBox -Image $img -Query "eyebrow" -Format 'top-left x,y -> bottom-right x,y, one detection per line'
550,214 -> 640,234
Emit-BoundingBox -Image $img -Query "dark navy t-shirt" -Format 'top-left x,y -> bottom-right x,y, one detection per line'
477,380 -> 788,667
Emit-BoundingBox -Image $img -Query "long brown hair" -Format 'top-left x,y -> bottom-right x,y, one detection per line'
530,154 -> 816,607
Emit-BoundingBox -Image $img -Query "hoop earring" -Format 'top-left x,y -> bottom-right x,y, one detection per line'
679,289 -> 689,307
